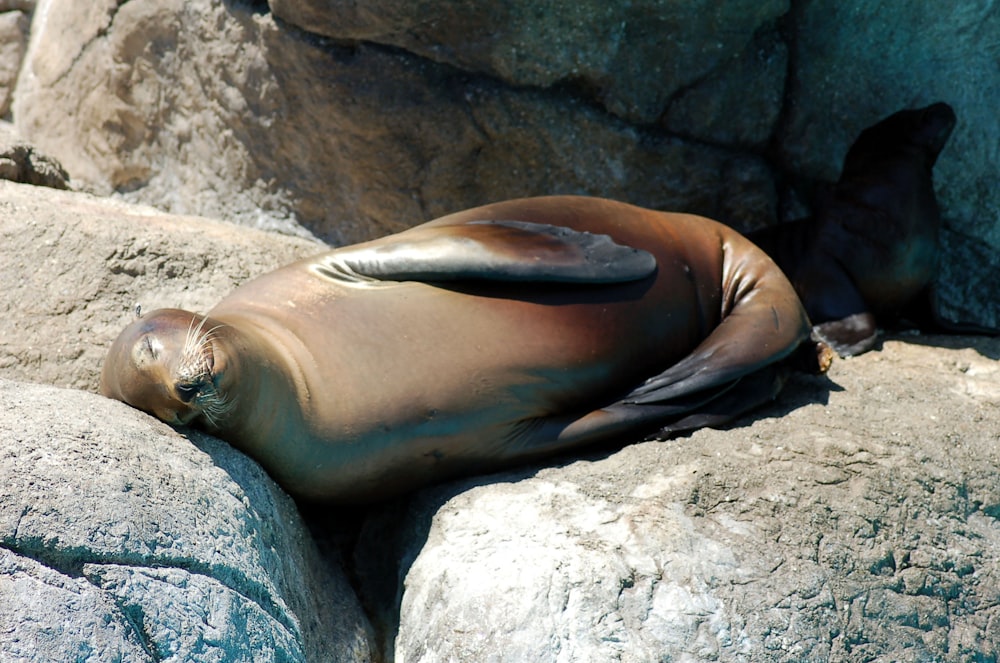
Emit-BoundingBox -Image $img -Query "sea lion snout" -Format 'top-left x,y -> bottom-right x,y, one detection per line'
914,102 -> 956,157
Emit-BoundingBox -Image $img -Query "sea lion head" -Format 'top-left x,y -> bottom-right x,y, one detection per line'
100,308 -> 235,429
842,102 -> 957,177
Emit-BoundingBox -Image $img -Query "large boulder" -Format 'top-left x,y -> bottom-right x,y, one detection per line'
11,0 -> 778,244
0,180 -> 321,391
0,181 -> 371,660
0,379 -> 373,662
269,0 -> 789,128
354,337 -> 1000,662
0,121 -> 68,188
0,8 -> 27,117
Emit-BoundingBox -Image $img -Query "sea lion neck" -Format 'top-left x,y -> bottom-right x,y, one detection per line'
205,311 -> 314,458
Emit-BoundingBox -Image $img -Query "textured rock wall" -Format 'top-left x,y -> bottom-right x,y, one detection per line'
11,0 -> 781,244
353,338 -> 1000,662
0,181 -> 321,392
0,378 -> 373,662
0,8 -> 26,116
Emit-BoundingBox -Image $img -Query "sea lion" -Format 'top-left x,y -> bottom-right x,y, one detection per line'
101,196 -> 827,503
748,102 -> 959,357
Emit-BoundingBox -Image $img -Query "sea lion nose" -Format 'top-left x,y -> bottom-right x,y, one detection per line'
175,382 -> 199,403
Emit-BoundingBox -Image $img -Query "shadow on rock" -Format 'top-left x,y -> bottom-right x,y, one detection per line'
886,331 -> 1000,360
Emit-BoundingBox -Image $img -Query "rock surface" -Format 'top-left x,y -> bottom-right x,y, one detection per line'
0,121 -> 68,188
0,181 -> 375,660
354,336 -> 1000,662
269,0 -> 789,127
11,0 -> 781,244
0,379 -> 373,662
0,9 -> 26,117
0,180 -> 321,392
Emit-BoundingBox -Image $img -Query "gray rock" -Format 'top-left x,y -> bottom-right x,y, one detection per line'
355,336 -> 1000,662
12,0 -> 777,244
269,0 -> 788,126
938,228 -> 1000,328
662,24 -> 788,148
0,10 -> 27,117
0,179 -> 322,392
0,379 -> 373,662
0,121 -> 69,188
0,1 -> 33,12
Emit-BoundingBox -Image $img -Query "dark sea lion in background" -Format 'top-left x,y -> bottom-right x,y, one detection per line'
748,102 -> 964,357
101,196 -> 828,503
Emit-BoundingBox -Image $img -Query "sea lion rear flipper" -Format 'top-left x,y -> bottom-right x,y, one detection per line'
504,262 -> 822,456
504,363 -> 791,461
315,220 -> 657,284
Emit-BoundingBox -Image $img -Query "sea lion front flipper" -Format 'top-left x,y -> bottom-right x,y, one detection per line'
315,220 -> 657,284
812,313 -> 878,357
793,257 -> 879,357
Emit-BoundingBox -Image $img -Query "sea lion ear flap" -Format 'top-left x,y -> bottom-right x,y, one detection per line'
318,220 -> 657,284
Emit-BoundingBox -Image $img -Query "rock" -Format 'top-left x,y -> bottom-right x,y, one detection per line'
12,0 -> 777,244
269,0 -> 788,127
780,0 -> 1000,327
661,24 -> 788,147
937,230 -> 1000,329
0,181 -> 375,659
0,121 -> 69,188
0,179 -> 322,392
0,379 -> 373,662
0,10 -> 27,117
354,335 -> 1000,662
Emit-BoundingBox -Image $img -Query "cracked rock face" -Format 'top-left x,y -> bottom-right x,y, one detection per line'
0,180 -> 322,393
12,0 -> 781,245
0,121 -> 69,188
269,0 -> 789,126
0,379 -> 373,662
354,337 -> 1000,662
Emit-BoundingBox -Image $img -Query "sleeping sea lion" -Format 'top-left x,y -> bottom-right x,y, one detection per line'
101,196 -> 827,502
748,102 -> 960,356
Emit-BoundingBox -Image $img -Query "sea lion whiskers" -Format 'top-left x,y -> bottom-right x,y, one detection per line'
176,318 -> 235,429
179,317 -> 220,378
196,388 -> 238,430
